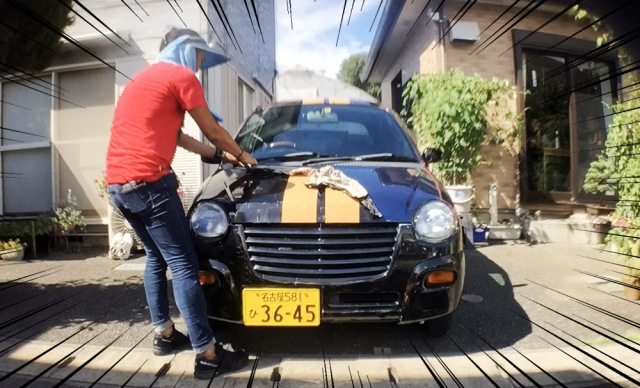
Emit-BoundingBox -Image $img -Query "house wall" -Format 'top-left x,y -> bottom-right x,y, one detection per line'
376,1 -> 600,210
216,0 -> 276,102
0,0 -> 275,221
439,1 -> 597,209
442,2 -> 597,83
379,9 -> 444,108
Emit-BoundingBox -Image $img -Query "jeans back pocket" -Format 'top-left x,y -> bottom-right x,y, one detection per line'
109,185 -> 149,214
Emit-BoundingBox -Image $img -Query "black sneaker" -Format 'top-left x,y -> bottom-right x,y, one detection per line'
152,325 -> 191,356
194,343 -> 249,380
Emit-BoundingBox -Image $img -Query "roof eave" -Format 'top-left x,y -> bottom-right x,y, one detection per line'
360,0 -> 406,84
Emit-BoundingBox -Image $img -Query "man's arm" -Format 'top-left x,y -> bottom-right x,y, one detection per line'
177,130 -> 217,157
188,107 -> 257,166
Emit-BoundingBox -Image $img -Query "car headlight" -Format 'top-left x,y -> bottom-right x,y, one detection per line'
413,200 -> 456,242
190,202 -> 229,238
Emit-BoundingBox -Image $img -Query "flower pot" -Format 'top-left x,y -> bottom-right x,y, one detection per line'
445,185 -> 474,214
1,248 -> 25,261
622,276 -> 640,301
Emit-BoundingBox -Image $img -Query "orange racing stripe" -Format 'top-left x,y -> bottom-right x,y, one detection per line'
324,187 -> 360,223
281,175 -> 318,223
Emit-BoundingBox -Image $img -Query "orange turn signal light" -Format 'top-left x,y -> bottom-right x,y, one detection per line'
425,271 -> 456,287
198,271 -> 217,285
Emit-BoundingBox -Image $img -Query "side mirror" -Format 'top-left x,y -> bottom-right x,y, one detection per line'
422,148 -> 443,164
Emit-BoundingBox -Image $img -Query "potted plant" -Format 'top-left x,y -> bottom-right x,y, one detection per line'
51,190 -> 86,252
0,239 -> 26,261
402,69 -> 520,213
608,224 -> 640,301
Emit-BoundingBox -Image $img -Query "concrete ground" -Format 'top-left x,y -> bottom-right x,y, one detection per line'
0,241 -> 639,387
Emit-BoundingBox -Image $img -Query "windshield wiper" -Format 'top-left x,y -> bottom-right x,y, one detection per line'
302,153 -> 416,165
256,152 -> 319,162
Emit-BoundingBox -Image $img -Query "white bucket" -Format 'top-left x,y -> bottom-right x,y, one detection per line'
445,185 -> 474,214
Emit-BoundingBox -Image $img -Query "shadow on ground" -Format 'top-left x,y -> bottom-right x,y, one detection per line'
208,247 -> 533,358
0,248 -> 624,387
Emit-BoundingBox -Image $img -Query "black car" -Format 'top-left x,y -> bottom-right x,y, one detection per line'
188,100 -> 465,335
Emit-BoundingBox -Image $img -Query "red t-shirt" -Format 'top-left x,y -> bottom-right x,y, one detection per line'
106,62 -> 207,184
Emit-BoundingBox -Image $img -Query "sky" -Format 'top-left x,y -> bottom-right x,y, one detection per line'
275,0 -> 384,79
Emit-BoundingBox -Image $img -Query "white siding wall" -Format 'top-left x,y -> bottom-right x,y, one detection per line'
3,0 -> 275,223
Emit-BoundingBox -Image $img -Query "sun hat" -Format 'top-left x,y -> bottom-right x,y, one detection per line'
157,28 -> 229,72
157,28 -> 227,122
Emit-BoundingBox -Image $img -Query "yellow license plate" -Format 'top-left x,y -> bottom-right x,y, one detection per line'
242,288 -> 320,326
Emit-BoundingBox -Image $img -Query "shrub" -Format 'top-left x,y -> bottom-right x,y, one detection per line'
53,189 -> 86,235
402,69 -> 521,185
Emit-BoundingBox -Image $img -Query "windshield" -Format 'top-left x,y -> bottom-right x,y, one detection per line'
236,104 -> 420,164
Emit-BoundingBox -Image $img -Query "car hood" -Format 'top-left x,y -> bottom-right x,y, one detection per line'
192,163 -> 449,223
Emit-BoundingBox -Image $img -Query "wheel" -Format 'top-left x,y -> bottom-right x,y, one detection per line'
422,313 -> 453,337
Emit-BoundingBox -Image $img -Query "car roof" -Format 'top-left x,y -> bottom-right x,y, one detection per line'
264,99 -> 383,109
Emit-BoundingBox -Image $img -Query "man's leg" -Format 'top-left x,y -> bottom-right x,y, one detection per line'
140,176 -> 214,354
108,184 -> 182,339
116,206 -> 173,334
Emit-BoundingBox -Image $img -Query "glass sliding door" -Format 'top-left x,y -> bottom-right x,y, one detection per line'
524,51 -> 571,201
571,60 -> 615,198
523,49 -> 617,203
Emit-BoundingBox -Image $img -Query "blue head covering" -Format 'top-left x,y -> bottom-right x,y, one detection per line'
157,35 -> 229,71
157,34 -> 228,122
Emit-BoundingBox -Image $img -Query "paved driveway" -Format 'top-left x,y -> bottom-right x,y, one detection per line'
0,242 -> 639,387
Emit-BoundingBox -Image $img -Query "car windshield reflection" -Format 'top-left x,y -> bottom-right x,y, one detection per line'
237,104 -> 419,164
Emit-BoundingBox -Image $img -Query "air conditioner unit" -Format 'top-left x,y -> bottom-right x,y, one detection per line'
449,21 -> 479,43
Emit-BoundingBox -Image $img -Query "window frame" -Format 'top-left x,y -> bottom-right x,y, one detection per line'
0,75 -> 54,215
513,29 -> 621,204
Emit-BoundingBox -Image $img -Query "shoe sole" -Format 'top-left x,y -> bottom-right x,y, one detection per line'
153,348 -> 172,356
194,370 -> 217,380
153,343 -> 191,356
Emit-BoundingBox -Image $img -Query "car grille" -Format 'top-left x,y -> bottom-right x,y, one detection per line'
242,224 -> 398,285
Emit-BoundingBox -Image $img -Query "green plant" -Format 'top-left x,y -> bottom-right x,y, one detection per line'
0,238 -> 26,252
0,213 -> 54,241
338,53 -> 381,99
53,189 -> 86,235
402,69 -> 521,185
570,4 -> 639,287
584,97 -> 640,276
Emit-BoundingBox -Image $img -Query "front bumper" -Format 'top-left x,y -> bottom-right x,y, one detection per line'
196,224 -> 465,325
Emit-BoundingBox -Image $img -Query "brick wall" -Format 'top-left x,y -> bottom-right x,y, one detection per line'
442,2 -> 597,83
380,10 -> 443,108
441,2 -> 597,209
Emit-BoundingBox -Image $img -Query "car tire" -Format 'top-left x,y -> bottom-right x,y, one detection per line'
423,313 -> 453,337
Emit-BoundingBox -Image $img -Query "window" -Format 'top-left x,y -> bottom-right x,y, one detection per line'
236,104 -> 419,162
523,50 -> 616,202
391,71 -> 403,115
237,78 -> 255,126
0,66 -> 114,216
1,77 -> 52,214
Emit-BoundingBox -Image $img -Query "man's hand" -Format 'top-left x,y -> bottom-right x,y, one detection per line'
220,150 -> 257,167
237,151 -> 258,167
221,150 -> 238,164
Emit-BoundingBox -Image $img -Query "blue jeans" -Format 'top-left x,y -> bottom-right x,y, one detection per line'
108,173 -> 214,354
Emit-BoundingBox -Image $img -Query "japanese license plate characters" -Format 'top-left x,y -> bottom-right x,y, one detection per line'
242,288 -> 320,326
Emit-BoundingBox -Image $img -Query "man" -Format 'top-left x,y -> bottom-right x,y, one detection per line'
106,27 -> 257,379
